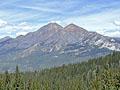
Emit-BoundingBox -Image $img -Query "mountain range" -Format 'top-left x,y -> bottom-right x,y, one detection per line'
0,23 -> 120,72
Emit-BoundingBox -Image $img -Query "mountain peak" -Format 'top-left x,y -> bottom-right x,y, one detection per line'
47,22 -> 61,26
66,23 -> 79,27
64,23 -> 87,32
43,23 -> 63,28
38,23 -> 63,32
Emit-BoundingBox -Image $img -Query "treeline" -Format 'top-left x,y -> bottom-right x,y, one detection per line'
0,52 -> 120,90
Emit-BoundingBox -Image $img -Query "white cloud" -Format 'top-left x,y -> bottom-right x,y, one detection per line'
64,9 -> 120,29
0,1 -> 120,38
0,19 -> 8,28
0,20 -> 41,38
16,32 -> 28,36
62,8 -> 120,37
49,20 -> 62,24
113,20 -> 120,26
16,22 -> 37,31
19,5 -> 61,13
105,31 -> 120,37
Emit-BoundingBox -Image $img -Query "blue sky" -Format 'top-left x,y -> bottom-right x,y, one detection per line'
0,0 -> 120,38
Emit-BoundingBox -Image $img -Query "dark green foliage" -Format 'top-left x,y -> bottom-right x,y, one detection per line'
4,70 -> 10,90
0,52 -> 120,90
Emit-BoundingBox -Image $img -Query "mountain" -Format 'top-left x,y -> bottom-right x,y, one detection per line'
0,23 -> 120,71
113,37 -> 120,43
0,36 -> 13,46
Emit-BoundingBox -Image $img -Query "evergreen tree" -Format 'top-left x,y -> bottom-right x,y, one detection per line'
5,70 -> 10,90
14,65 -> 20,90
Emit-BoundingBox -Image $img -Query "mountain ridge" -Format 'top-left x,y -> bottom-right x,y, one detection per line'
0,23 -> 119,71
0,23 -> 120,55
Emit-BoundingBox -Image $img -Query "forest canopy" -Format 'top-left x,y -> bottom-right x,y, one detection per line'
0,52 -> 120,90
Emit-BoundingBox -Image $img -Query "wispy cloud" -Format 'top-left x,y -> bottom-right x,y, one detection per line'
0,20 -> 41,38
18,5 -> 62,14
0,0 -> 120,38
0,19 -> 8,28
113,20 -> 120,26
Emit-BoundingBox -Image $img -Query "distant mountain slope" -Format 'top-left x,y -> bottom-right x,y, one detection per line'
113,37 -> 120,43
0,52 -> 120,90
0,23 -> 119,71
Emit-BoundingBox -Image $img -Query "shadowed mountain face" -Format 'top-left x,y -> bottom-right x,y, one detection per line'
113,37 -> 120,43
0,23 -> 119,72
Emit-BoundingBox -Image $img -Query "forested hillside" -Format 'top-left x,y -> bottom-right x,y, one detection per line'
0,52 -> 120,90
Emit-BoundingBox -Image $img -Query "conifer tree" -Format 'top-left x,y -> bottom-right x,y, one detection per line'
5,70 -> 10,90
14,65 -> 20,90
